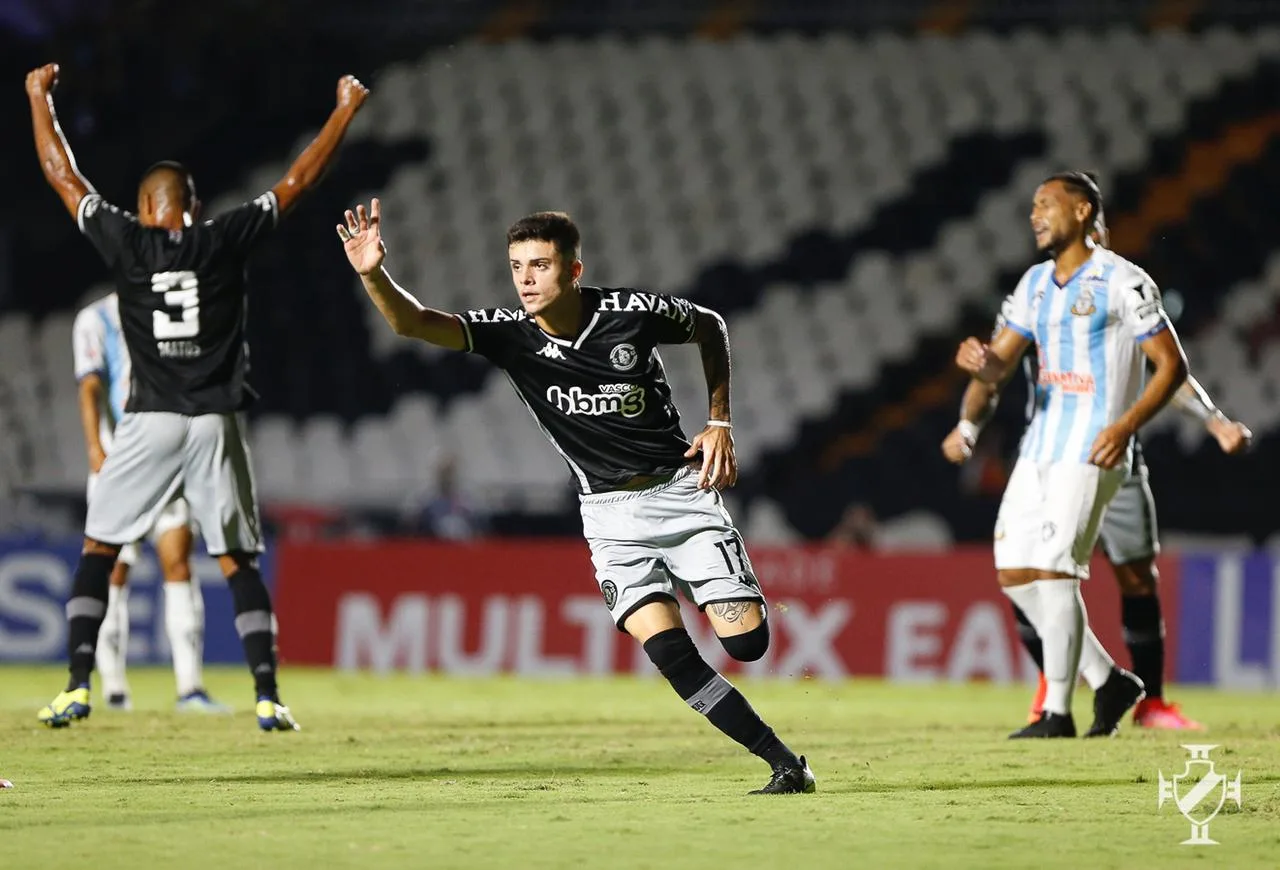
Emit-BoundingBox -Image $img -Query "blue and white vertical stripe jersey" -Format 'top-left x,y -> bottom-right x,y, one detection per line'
72,293 -> 131,451
1001,248 -> 1170,467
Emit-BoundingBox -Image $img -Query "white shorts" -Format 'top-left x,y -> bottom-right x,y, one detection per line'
1097,455 -> 1159,565
87,473 -> 192,567
86,411 -> 263,556
994,459 -> 1125,579
580,466 -> 764,630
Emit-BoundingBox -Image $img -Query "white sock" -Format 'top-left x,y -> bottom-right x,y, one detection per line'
1001,582 -> 1041,628
1077,621 -> 1116,691
1001,582 -> 1052,701
1036,579 -> 1087,716
165,580 -> 205,698
96,584 -> 130,698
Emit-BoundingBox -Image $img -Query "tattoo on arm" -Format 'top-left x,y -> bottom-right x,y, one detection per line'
709,601 -> 751,624
696,309 -> 731,422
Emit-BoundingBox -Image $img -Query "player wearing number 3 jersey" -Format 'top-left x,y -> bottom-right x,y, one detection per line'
27,62 -> 368,730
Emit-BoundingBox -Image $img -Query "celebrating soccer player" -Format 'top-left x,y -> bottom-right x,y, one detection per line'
29,63 -> 368,729
338,200 -> 815,793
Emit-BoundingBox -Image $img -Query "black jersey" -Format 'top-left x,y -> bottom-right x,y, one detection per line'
457,286 -> 701,494
75,190 -> 278,415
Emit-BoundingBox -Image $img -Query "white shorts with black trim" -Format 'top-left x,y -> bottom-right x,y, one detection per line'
580,466 -> 764,630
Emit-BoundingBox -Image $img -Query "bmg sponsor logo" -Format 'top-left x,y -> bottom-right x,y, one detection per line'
546,384 -> 646,418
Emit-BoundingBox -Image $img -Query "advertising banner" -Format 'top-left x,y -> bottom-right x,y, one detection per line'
273,541 -> 1184,682
0,536 -> 265,665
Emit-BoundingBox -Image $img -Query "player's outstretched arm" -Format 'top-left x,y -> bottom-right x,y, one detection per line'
682,305 -> 736,491
942,378 -> 1000,464
337,199 -> 465,350
26,64 -> 94,219
271,75 -> 369,216
955,327 -> 1030,385
1089,328 -> 1188,468
1170,374 -> 1252,454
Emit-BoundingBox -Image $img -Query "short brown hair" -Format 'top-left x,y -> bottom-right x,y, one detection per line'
507,211 -> 581,261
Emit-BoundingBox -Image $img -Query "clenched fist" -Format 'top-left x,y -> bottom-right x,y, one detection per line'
25,63 -> 59,98
337,75 -> 369,112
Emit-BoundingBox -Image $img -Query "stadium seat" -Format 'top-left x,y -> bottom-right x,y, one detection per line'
10,28 -> 1279,534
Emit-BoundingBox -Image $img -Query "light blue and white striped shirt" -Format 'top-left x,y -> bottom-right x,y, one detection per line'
72,293 -> 131,451
1002,249 -> 1170,467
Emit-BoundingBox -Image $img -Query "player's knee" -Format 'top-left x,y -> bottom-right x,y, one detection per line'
226,564 -> 271,615
718,620 -> 770,662
1114,560 -> 1157,597
642,627 -> 701,677
217,551 -> 257,578
82,538 -> 120,558
159,555 -> 190,582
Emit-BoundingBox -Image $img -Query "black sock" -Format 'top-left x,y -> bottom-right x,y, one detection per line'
1011,603 -> 1045,672
66,552 -> 116,690
643,628 -> 799,769
1122,594 -> 1164,699
227,567 -> 278,701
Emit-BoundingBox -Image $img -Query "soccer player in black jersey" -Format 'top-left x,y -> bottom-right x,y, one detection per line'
27,62 -> 368,730
337,199 -> 815,795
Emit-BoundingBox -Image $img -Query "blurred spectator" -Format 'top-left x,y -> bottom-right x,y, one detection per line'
404,456 -> 488,540
826,503 -> 880,550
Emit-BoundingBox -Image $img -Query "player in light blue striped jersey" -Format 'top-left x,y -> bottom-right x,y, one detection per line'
956,171 -> 1189,738
945,208 -> 1251,732
73,293 -> 230,714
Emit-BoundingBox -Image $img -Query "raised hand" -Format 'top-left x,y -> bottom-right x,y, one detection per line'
337,75 -> 369,112
25,63 -> 58,98
336,199 -> 386,275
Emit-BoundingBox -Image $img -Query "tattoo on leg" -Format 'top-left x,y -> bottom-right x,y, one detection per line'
709,601 -> 751,623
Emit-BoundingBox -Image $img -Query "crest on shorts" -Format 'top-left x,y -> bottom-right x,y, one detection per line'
600,579 -> 618,609
1042,521 -> 1057,541
609,343 -> 638,371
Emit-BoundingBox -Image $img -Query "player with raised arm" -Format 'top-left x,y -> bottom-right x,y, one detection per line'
944,207 -> 1251,731
955,171 -> 1189,738
28,62 -> 368,730
337,200 -> 814,794
74,292 -> 230,714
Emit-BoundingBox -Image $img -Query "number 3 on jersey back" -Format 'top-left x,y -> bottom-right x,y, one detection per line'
152,271 -> 200,339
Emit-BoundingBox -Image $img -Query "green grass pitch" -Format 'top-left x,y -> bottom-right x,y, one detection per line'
2,665 -> 1277,869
